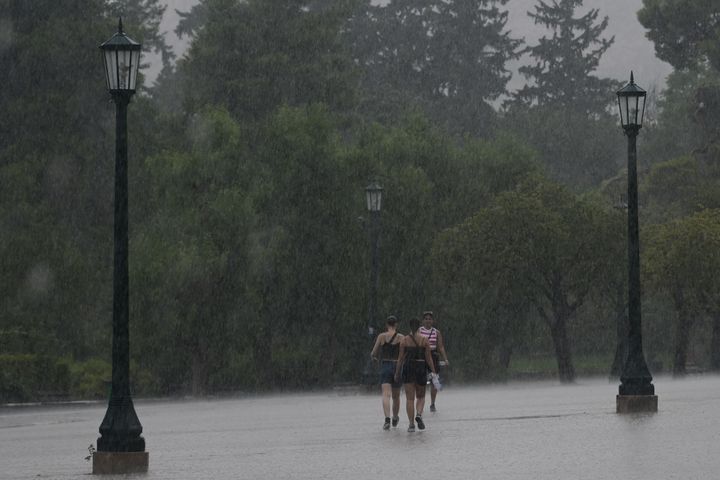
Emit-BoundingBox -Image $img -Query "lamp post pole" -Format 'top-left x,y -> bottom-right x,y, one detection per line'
368,208 -> 381,337
98,89 -> 145,452
609,196 -> 629,380
362,182 -> 383,384
616,72 -> 657,413
94,19 -> 148,474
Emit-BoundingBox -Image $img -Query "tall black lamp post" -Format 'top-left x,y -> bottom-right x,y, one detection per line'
615,72 -> 658,413
362,182 -> 383,384
94,19 -> 148,474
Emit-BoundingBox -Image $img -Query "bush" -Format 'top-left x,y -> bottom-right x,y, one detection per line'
0,354 -> 71,403
69,358 -> 111,399
0,354 -> 36,402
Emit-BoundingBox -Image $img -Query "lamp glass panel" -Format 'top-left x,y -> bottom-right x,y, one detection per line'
103,49 -> 140,91
104,50 -> 118,90
618,96 -> 627,127
118,50 -> 132,90
618,94 -> 646,128
366,190 -> 382,212
638,94 -> 646,127
630,95 -> 640,126
129,49 -> 140,90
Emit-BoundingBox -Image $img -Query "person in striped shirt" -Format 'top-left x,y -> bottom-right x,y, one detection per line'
419,311 -> 449,412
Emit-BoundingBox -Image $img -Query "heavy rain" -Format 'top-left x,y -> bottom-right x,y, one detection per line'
1,0 -> 719,478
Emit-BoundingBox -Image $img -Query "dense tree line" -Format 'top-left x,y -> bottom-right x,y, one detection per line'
2,0 -> 720,401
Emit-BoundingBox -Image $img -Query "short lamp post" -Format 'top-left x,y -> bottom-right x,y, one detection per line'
94,19 -> 148,474
616,72 -> 658,413
362,182 -> 383,384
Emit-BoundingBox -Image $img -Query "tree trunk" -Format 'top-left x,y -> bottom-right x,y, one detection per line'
191,346 -> 208,396
672,305 -> 691,377
498,342 -> 513,371
710,312 -> 720,371
550,313 -> 575,383
253,323 -> 272,388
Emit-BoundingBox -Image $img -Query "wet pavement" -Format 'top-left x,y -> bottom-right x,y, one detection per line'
2,375 -> 720,479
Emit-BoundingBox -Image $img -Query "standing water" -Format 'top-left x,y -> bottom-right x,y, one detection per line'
1,376 -> 719,479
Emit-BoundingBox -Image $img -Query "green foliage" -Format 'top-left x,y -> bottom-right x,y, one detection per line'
644,209 -> 720,373
177,0 -> 358,120
503,107 -> 623,189
347,0 -> 521,136
507,353 -> 613,378
644,210 -> 720,305
503,0 -> 622,189
640,67 -> 720,168
513,0 -> 619,112
643,156 -> 704,220
7,0 -> 720,400
0,2 -> 113,359
433,178 -> 620,382
252,104 -> 368,386
130,107 -> 260,394
0,355 -> 71,402
0,0 -> 167,398
638,0 -> 720,71
69,358 -> 111,399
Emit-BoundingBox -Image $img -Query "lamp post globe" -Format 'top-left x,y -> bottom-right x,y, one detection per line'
94,19 -> 147,473
615,72 -> 657,413
617,71 -> 646,132
365,181 -> 383,214
101,18 -> 141,94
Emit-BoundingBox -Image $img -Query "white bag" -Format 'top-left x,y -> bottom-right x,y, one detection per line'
430,372 -> 443,391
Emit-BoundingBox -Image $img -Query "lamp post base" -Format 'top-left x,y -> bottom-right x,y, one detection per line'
616,394 -> 658,414
92,451 -> 149,475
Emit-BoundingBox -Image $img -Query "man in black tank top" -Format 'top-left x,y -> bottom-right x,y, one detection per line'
370,316 -> 404,430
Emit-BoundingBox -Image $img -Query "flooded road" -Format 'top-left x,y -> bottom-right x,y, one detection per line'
2,376 -> 719,479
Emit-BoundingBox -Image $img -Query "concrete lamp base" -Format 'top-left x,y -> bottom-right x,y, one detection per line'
93,451 -> 149,475
616,395 -> 658,414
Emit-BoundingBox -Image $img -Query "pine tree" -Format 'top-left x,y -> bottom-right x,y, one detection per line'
638,0 -> 720,72
348,0 -> 521,136
0,0 -> 166,361
177,0 -> 358,120
504,0 -> 623,189
513,0 -> 618,114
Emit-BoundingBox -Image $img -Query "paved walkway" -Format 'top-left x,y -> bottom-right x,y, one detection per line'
1,375 -> 719,479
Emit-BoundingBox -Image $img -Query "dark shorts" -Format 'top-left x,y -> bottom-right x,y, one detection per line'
427,351 -> 441,375
380,361 -> 401,388
402,361 -> 428,386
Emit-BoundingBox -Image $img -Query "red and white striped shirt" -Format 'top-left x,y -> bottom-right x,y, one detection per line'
419,326 -> 438,351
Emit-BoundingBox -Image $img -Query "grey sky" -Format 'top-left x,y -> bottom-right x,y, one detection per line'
147,0 -> 672,93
